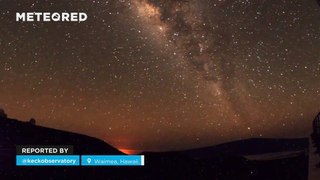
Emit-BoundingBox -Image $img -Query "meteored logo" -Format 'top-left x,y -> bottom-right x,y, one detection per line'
16,12 -> 88,22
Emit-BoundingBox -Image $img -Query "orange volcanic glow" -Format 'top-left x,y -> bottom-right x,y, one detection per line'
118,148 -> 141,155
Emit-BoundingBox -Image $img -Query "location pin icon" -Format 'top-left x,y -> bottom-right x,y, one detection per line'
87,158 -> 92,164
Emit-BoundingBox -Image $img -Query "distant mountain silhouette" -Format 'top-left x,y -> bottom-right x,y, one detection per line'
180,138 -> 309,159
0,118 -> 123,155
312,112 -> 320,168
0,117 -> 309,179
0,117 -> 123,170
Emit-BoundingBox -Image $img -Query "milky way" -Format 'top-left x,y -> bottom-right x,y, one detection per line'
0,0 -> 320,151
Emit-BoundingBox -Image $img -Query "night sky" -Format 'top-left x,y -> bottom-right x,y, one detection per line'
0,0 -> 320,152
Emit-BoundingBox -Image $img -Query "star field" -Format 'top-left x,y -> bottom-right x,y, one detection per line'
0,0 -> 320,151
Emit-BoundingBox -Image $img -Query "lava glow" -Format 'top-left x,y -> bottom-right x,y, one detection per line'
118,148 -> 141,155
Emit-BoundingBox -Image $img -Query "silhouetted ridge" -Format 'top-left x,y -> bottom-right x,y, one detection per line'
0,118 -> 123,155
312,112 -> 320,168
0,116 -> 310,179
181,138 -> 309,159
141,138 -> 308,160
